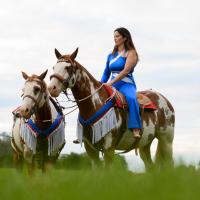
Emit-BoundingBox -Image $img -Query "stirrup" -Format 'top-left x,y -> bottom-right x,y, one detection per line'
73,139 -> 80,144
133,134 -> 141,139
133,129 -> 141,139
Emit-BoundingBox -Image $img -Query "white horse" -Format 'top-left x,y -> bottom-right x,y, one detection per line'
11,70 -> 65,172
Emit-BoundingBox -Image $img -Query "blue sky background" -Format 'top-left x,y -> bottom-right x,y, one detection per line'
0,0 -> 200,170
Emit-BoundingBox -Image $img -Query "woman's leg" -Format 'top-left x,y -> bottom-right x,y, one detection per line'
117,82 -> 142,138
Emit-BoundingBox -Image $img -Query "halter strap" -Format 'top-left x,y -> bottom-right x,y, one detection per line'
50,73 -> 71,88
50,73 -> 65,83
23,95 -> 37,104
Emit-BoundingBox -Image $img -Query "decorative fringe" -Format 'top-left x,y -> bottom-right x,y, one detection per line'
48,121 -> 65,155
92,107 -> 117,144
77,107 -> 117,144
20,123 -> 37,154
20,119 -> 65,156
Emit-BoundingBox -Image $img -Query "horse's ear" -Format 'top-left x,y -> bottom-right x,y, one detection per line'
22,71 -> 29,80
39,69 -> 48,80
55,48 -> 62,59
70,47 -> 79,61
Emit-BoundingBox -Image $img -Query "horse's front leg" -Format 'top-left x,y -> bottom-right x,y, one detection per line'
104,148 -> 115,168
23,144 -> 34,175
84,141 -> 101,169
12,150 -> 24,171
103,133 -> 115,168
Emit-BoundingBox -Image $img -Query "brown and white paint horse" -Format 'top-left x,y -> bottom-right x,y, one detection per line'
11,70 -> 64,172
48,48 -> 175,171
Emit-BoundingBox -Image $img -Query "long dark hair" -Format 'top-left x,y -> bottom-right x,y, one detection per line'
112,27 -> 139,61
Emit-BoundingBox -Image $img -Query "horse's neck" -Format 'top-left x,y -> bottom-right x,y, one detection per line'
34,97 -> 52,130
71,64 -> 107,119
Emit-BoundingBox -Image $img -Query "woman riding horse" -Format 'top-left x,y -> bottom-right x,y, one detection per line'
48,47 -> 175,171
101,27 -> 141,139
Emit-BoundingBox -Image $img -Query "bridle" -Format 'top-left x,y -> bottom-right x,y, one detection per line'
49,59 -> 117,118
50,60 -> 107,103
50,73 -> 71,88
50,60 -> 74,89
23,94 -> 39,105
50,59 -> 117,104
22,79 -> 46,114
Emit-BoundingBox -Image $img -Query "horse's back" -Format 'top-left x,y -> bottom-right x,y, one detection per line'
139,90 -> 174,113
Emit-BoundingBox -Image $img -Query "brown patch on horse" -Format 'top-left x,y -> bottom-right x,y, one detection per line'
159,93 -> 175,126
141,90 -> 174,131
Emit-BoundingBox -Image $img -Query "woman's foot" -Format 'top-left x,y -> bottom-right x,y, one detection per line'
73,139 -> 80,144
133,129 -> 141,138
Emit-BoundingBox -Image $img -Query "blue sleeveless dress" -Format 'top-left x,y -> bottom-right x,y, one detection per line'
101,52 -> 142,129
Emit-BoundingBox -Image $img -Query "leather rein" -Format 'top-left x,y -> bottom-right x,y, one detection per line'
50,73 -> 106,103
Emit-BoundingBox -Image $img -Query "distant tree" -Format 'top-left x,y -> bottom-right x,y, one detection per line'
55,152 -> 128,170
0,132 -> 13,167
55,152 -> 91,170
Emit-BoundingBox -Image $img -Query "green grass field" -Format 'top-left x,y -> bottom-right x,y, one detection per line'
0,165 -> 200,200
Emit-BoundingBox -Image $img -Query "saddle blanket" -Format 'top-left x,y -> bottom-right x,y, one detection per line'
103,84 -> 157,110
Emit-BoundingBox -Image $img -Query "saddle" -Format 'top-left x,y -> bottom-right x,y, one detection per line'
103,85 -> 157,111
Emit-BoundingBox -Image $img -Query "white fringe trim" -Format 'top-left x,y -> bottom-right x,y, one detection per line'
48,121 -> 65,155
77,107 -> 117,144
20,123 -> 37,154
20,120 -> 65,156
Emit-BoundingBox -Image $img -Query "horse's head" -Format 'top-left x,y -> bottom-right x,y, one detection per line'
48,48 -> 78,97
18,70 -> 48,119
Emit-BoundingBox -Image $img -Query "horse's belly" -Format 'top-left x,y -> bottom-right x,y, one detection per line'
116,129 -> 136,150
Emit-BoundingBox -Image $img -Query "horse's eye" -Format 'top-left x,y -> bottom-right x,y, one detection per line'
34,86 -> 40,95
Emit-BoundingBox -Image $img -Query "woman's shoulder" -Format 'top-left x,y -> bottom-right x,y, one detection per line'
125,49 -> 136,57
108,51 -> 114,56
107,52 -> 114,59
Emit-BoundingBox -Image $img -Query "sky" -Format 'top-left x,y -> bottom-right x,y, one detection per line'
0,0 -> 200,170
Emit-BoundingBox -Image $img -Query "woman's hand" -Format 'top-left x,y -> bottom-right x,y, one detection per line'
103,82 -> 113,87
107,81 -> 113,86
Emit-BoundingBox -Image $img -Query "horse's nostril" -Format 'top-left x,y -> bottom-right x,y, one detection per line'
25,108 -> 29,113
53,86 -> 56,90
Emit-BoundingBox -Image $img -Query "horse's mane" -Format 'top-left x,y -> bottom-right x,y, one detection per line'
74,60 -> 101,86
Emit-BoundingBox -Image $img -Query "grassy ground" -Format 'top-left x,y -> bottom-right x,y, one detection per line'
0,165 -> 200,200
